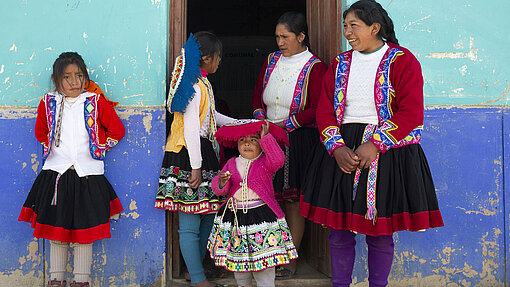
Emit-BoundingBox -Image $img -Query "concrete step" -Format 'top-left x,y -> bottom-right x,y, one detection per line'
168,260 -> 332,286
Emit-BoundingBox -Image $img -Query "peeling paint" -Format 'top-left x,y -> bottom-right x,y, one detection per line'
402,15 -> 432,33
426,37 -> 478,61
142,112 -> 153,134
17,239 -> 39,267
30,153 -> 39,173
122,199 -> 140,219
0,270 -> 42,286
105,270 -> 138,287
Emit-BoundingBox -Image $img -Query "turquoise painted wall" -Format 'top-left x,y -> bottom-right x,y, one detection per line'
345,0 -> 510,105
0,0 -> 167,107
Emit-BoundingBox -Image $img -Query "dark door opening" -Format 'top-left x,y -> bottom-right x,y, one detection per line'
187,0 -> 306,119
168,0 -> 342,281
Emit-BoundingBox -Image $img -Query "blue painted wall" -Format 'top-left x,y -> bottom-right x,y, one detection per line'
0,108 -> 166,286
0,0 -> 168,286
0,0 -> 508,286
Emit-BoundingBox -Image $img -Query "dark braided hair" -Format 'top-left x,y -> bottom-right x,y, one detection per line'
277,11 -> 310,49
194,31 -> 223,60
343,0 -> 399,45
52,52 -> 89,91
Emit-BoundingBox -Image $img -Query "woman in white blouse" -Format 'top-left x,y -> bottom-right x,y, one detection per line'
251,11 -> 327,278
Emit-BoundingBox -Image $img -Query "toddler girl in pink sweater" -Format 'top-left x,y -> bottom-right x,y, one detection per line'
207,120 -> 297,287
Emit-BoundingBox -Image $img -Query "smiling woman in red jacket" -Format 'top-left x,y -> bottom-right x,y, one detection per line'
299,1 -> 444,286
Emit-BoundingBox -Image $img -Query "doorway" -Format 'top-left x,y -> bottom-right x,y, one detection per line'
187,0 -> 306,119
167,0 -> 344,282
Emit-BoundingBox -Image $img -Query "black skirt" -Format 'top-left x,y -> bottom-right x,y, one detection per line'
274,127 -> 320,202
18,169 -> 123,244
155,138 -> 222,214
300,123 -> 444,236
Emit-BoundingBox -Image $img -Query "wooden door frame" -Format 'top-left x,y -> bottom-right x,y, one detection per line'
167,0 -> 187,281
166,0 -> 343,280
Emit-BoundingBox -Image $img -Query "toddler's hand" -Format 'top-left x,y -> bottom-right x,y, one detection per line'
219,171 -> 232,188
260,120 -> 270,137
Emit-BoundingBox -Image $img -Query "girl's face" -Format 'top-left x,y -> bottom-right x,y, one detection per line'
201,53 -> 221,74
343,12 -> 383,53
238,135 -> 262,160
55,63 -> 85,98
275,23 -> 306,57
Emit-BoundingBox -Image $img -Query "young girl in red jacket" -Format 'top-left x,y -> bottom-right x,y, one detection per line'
18,52 -> 125,287
300,1 -> 444,286
207,120 -> 297,287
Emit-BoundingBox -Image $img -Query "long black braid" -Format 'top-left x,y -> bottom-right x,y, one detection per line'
343,0 -> 399,45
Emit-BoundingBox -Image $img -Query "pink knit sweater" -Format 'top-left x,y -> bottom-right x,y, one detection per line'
211,133 -> 286,218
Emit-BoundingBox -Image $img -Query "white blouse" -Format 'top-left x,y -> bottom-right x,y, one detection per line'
342,44 -> 389,125
43,92 -> 104,177
232,155 -> 260,201
262,49 -> 313,123
183,83 -> 235,169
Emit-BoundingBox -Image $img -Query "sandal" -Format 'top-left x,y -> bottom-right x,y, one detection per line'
275,265 -> 295,280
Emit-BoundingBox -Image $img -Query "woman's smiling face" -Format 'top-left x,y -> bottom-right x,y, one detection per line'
343,11 -> 383,54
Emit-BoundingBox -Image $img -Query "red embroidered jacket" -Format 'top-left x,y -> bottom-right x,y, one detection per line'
317,43 -> 424,155
35,82 -> 125,160
252,51 -> 327,132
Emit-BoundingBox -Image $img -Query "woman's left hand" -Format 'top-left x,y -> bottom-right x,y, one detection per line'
354,141 -> 379,169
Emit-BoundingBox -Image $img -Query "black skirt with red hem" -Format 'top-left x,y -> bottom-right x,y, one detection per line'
18,169 -> 123,244
274,127 -> 320,203
299,123 -> 444,235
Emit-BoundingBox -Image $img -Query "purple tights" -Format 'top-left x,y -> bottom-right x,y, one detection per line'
329,229 -> 394,287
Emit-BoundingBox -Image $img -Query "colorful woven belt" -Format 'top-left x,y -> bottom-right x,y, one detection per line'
352,124 -> 380,224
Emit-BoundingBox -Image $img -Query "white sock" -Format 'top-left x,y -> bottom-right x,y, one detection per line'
50,241 -> 69,281
72,243 -> 92,283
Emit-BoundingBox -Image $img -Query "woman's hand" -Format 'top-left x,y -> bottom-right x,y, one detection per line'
354,141 -> 379,169
332,146 -> 360,174
219,171 -> 232,188
189,168 -> 202,189
260,120 -> 270,137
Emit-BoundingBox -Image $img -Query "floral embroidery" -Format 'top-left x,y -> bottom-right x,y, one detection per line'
255,233 -> 263,244
267,233 -> 278,246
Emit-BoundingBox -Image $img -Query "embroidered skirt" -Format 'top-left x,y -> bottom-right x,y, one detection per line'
274,127 -> 319,202
207,199 -> 298,272
300,123 -> 444,236
155,138 -> 221,214
18,169 -> 123,244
